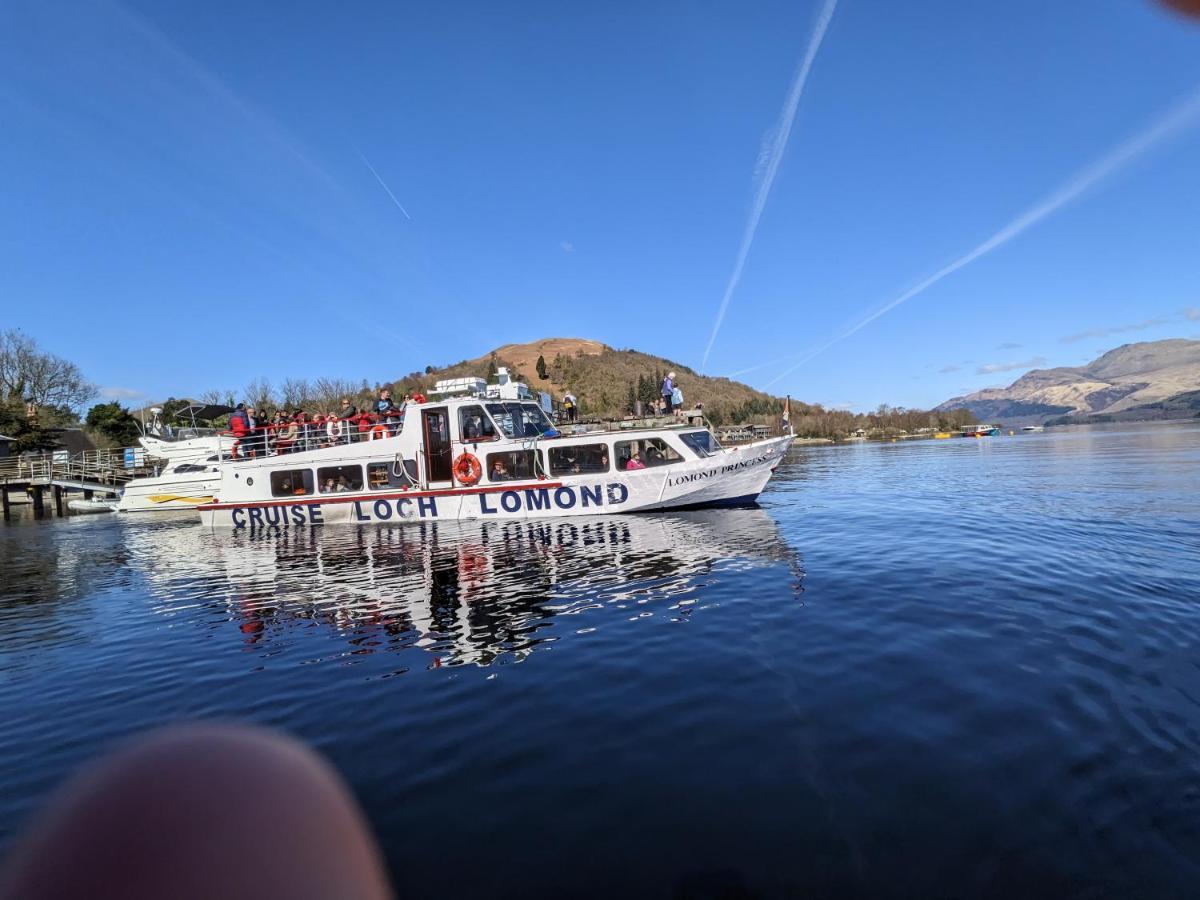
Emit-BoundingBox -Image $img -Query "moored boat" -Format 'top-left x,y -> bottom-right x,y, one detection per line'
959,424 -> 1001,437
68,497 -> 118,514
116,404 -> 233,513
198,376 -> 791,529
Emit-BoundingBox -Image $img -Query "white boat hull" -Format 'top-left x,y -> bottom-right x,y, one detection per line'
116,475 -> 222,513
68,498 -> 117,514
198,436 -> 790,529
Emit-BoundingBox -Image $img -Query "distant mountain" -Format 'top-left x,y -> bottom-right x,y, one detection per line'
936,339 -> 1200,424
394,337 -> 784,423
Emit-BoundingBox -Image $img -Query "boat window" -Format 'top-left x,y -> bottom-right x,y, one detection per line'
458,405 -> 497,441
679,431 -> 719,458
172,463 -> 207,474
614,438 -> 683,471
367,460 -> 418,490
485,402 -> 555,438
548,443 -> 609,476
270,469 -> 314,497
486,450 -> 542,482
317,465 -> 364,493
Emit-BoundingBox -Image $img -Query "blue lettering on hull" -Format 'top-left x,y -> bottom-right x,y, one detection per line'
478,482 -> 627,515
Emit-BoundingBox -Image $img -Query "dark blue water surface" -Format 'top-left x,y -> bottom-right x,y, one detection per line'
2,422 -> 1199,897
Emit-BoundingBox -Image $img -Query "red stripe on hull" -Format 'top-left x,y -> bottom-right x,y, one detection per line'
196,481 -> 565,512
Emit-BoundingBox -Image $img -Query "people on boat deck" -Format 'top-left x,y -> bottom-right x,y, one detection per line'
563,392 -> 577,422
661,372 -> 676,413
339,398 -> 357,419
489,459 -> 511,481
244,407 -> 265,456
376,389 -> 402,434
625,453 -> 646,470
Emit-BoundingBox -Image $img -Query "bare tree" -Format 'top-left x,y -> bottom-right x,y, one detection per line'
311,377 -> 360,413
279,378 -> 312,411
243,376 -> 278,412
199,388 -> 236,407
0,329 -> 95,410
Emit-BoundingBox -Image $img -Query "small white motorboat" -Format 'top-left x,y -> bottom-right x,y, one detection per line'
68,498 -> 118,514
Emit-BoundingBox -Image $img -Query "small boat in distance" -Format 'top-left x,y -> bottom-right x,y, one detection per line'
959,424 -> 1001,438
198,371 -> 792,529
1021,425 -> 1044,433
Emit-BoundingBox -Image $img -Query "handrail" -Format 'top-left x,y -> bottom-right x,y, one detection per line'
221,415 -> 405,460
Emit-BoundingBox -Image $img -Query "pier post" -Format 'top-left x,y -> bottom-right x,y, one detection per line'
32,487 -> 45,516
1,484 -> 9,521
54,485 -> 64,517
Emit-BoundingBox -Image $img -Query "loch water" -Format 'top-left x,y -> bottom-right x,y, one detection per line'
1,422 -> 1198,898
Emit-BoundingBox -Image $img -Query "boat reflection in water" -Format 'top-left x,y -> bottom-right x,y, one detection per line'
127,509 -> 802,669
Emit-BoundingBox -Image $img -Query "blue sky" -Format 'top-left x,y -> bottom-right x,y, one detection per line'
2,0 -> 1199,411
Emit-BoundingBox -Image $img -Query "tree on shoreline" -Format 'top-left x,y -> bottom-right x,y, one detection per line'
0,330 -> 94,412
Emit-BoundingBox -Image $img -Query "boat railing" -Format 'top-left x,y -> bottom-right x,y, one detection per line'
221,416 -> 406,460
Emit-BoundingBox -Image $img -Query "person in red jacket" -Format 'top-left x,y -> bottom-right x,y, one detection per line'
228,404 -> 250,458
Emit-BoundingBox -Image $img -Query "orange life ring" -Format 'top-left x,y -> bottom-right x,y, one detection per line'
452,452 -> 482,486
412,393 -> 427,404
369,424 -> 390,440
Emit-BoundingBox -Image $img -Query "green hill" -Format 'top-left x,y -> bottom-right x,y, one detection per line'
388,337 -> 784,426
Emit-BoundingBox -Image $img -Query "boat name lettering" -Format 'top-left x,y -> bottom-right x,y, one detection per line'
231,503 -> 324,529
352,496 -> 438,522
478,482 -> 626,515
666,452 -> 775,487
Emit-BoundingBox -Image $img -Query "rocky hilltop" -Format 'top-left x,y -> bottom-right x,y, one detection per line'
393,337 -> 783,424
936,339 -> 1200,424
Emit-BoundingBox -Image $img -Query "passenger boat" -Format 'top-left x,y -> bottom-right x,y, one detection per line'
197,373 -> 792,529
116,404 -> 233,513
959,424 -> 1000,437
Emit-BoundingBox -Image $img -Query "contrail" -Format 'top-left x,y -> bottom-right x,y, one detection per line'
763,83 -> 1200,390
358,152 -> 412,220
700,0 -> 838,371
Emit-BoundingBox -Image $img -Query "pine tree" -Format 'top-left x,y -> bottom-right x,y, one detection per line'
486,356 -> 498,381
626,382 -> 637,413
638,375 -> 656,405
536,354 -> 548,380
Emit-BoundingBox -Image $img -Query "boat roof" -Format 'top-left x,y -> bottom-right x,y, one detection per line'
179,403 -> 234,422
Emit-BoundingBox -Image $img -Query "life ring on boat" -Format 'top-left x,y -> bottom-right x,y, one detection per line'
452,452 -> 482,486
412,393 -> 426,404
326,420 -> 344,439
369,424 -> 390,441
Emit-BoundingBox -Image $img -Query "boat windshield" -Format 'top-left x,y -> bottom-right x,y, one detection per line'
485,402 -> 556,438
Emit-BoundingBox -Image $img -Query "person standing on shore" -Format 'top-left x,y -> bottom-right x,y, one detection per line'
661,372 -> 675,414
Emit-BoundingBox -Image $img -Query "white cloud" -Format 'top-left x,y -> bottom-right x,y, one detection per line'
976,356 -> 1047,375
1185,308 -> 1200,321
1060,316 -> 1171,343
996,342 -> 1022,350
100,386 -> 144,400
560,241 -> 575,253
938,364 -> 962,374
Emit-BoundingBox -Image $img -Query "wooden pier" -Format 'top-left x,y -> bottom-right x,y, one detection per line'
0,449 -> 142,520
